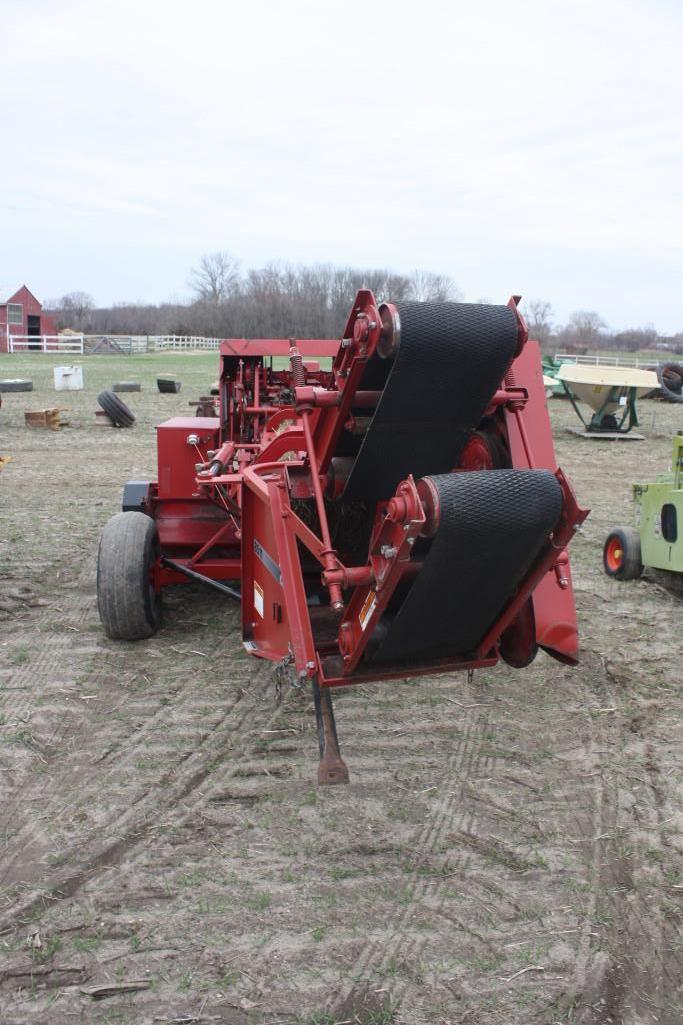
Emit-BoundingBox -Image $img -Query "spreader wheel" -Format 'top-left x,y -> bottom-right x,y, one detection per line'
603,526 -> 643,581
97,512 -> 162,639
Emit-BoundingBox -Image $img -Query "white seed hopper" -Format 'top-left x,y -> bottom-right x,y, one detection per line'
557,363 -> 658,437
557,364 -> 658,412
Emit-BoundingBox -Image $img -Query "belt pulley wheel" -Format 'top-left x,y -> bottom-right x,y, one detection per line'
457,429 -> 508,472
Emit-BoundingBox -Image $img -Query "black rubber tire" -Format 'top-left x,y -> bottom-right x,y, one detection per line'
603,526 -> 643,581
97,512 -> 162,640
0,379 -> 33,392
112,382 -> 142,393
157,378 -> 181,393
657,362 -> 683,402
97,389 -> 135,427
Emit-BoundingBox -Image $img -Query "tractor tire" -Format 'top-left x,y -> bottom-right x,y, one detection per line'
0,379 -> 33,392
97,389 -> 136,427
603,526 -> 643,581
657,362 -> 683,402
97,511 -> 162,640
112,381 -> 142,392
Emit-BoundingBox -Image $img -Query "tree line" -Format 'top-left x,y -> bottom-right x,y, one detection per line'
48,253 -> 683,354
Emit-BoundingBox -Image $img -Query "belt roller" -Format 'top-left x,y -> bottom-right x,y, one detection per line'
342,301 -> 519,502
368,469 -> 563,666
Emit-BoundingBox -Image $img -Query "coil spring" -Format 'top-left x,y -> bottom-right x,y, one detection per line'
289,346 -> 306,388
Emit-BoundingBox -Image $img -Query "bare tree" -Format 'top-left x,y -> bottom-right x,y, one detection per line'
52,291 -> 95,330
524,299 -> 554,348
189,251 -> 240,304
557,310 -> 608,349
408,269 -> 461,302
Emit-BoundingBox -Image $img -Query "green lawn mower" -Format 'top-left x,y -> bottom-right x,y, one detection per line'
604,433 -> 683,584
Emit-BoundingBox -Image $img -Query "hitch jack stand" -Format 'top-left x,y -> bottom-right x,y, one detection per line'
312,677 -> 349,785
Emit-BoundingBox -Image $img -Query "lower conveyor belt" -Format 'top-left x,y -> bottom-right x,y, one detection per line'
368,469 -> 563,665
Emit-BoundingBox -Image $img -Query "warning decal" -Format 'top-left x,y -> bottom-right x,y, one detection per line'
253,581 -> 264,618
359,590 -> 377,631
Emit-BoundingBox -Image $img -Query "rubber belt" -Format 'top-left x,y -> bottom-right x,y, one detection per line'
342,301 -> 519,502
367,469 -> 563,666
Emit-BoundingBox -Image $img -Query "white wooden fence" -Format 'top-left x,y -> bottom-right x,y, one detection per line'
555,353 -> 657,369
5,334 -> 220,354
8,334 -> 85,354
153,336 -> 220,351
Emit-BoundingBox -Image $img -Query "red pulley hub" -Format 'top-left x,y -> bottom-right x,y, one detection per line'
458,431 -> 497,471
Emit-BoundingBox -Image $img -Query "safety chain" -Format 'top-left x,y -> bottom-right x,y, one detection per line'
274,650 -> 295,706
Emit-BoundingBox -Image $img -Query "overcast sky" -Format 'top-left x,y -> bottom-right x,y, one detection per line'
1,0 -> 682,333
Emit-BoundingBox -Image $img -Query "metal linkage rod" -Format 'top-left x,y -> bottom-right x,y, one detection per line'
161,557 -> 241,601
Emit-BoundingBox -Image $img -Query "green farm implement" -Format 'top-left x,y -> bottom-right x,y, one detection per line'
603,433 -> 683,583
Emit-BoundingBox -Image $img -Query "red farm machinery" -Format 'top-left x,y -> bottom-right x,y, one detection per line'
97,292 -> 588,783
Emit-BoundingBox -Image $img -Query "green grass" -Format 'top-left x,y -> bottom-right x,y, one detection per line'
244,891 -> 272,912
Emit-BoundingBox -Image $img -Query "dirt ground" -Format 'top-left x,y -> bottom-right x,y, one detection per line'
0,353 -> 681,1025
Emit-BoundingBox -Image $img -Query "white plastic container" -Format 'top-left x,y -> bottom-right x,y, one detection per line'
53,365 -> 84,391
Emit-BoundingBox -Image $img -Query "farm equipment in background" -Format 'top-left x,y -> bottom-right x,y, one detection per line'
557,363 -> 659,439
604,433 -> 683,585
557,363 -> 659,438
97,291 -> 588,782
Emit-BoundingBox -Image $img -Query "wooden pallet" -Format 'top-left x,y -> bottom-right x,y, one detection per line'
24,408 -> 69,430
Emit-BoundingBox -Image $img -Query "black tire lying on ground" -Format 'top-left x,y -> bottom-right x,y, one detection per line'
97,389 -> 136,427
97,511 -> 162,640
157,377 -> 181,393
112,381 -> 142,392
657,362 -> 683,402
0,379 -> 33,392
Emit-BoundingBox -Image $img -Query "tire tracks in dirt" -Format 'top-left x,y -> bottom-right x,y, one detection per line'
0,572 -> 306,936
546,651 -> 682,1025
0,653 -> 296,933
325,687 -> 495,1016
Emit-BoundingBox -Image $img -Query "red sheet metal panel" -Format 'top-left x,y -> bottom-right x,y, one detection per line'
156,417 -> 219,499
504,342 -> 583,663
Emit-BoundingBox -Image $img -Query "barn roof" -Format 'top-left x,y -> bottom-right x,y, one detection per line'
0,285 -> 41,305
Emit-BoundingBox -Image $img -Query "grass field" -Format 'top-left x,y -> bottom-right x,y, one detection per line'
0,353 -> 681,1025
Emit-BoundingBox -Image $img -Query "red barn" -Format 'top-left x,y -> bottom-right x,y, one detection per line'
0,286 -> 57,352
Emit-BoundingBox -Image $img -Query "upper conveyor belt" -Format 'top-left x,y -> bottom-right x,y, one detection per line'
341,301 -> 519,502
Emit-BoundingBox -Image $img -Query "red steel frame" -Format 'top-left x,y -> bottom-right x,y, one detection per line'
142,294 -> 588,695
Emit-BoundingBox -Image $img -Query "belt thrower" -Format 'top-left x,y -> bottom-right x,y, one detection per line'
97,291 -> 588,783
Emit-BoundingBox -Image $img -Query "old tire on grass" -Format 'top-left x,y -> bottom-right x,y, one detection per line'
97,389 -> 135,427
657,362 -> 683,402
157,377 -> 182,394
97,511 -> 162,640
0,379 -> 33,392
112,381 -> 142,393
603,526 -> 643,581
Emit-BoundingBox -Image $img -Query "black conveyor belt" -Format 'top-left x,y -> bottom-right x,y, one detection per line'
369,470 -> 562,666
342,301 -> 518,502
